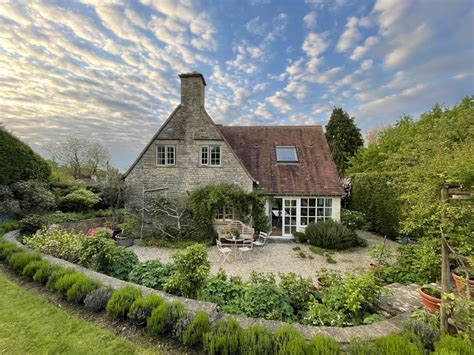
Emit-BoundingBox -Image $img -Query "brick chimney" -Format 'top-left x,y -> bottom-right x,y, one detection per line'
179,72 -> 206,108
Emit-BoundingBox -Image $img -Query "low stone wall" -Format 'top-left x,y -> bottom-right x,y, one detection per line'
59,217 -> 114,234
4,229 -> 413,344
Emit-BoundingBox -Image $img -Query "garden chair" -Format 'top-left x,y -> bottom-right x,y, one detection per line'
253,231 -> 268,250
216,239 -> 232,265
238,239 -> 253,259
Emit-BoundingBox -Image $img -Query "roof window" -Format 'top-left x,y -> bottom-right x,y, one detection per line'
276,146 -> 298,162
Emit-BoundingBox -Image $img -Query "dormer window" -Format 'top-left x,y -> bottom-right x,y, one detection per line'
276,146 -> 298,163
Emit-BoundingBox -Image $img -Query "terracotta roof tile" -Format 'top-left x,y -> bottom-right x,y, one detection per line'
218,125 -> 343,196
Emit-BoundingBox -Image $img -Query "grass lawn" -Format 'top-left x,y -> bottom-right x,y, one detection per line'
0,272 -> 155,355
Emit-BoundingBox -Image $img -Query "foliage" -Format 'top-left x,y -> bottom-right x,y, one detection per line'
19,214 -> 45,233
0,127 -> 51,185
143,234 -> 212,248
42,209 -> 114,224
305,220 -> 357,250
164,244 -> 210,298
22,260 -> 51,279
273,325 -> 307,355
54,272 -> 86,295
45,266 -> 75,290
442,292 -> 474,341
433,335 -> 471,355
307,335 -> 341,355
60,188 -> 101,211
341,209 -> 370,231
98,168 -> 125,229
278,272 -> 316,316
181,311 -> 210,347
8,252 -> 41,273
292,231 -> 307,243
147,301 -> 186,336
106,286 -> 142,320
117,212 -> 140,238
10,180 -> 56,215
369,243 -> 393,266
0,186 -> 21,217
32,263 -> 62,285
203,317 -> 242,355
0,220 -> 21,236
347,333 -> 422,355
0,241 -> 22,261
404,309 -> 440,350
66,277 -> 99,304
241,325 -> 273,355
86,227 -> 112,238
24,227 -> 85,262
198,269 -> 246,307
128,294 -> 164,325
349,172 -> 401,238
325,107 -> 364,176
84,288 -> 113,312
128,260 -> 175,290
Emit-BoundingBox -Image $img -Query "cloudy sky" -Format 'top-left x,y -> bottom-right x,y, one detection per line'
1,0 -> 473,170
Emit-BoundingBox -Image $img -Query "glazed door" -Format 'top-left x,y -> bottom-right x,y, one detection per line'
282,198 -> 297,235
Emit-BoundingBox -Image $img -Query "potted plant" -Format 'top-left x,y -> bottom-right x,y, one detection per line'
116,213 -> 138,247
451,266 -> 474,298
292,231 -> 307,243
418,286 -> 442,313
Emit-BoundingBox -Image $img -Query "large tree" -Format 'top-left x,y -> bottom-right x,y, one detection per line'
325,108 -> 364,176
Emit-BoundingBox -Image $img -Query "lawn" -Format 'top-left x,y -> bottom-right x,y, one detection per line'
0,271 -> 154,355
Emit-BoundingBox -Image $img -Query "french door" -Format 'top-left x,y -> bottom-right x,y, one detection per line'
282,198 -> 297,235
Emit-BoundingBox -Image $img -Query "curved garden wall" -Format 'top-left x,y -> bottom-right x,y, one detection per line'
4,229 -> 415,344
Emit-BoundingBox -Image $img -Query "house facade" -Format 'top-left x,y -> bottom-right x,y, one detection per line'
124,72 -> 343,237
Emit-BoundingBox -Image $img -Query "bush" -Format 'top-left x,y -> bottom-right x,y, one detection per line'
66,277 -> 99,304
347,338 -> 379,354
198,269 -> 246,307
54,272 -> 88,296
84,287 -> 113,312
292,231 -> 307,243
22,260 -> 51,279
278,272 -> 316,316
10,180 -> 56,214
203,317 -> 242,355
341,209 -> 370,231
164,244 -> 210,298
305,220 -> 356,250
147,300 -> 186,336
46,267 -> 75,290
106,286 -> 142,320
307,335 -> 340,354
181,311 -> 210,347
19,214 -> 45,233
0,220 -> 21,235
104,247 -> 138,281
373,333 -> 422,355
33,263 -> 62,284
241,325 -> 273,355
433,335 -> 471,355
128,260 -> 175,290
0,241 -> 22,260
60,188 -> 101,211
24,227 -> 85,262
273,325 -> 307,355
8,252 -> 41,273
128,294 -> 164,326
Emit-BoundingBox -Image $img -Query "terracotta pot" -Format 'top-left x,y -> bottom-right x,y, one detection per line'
452,272 -> 474,298
418,287 -> 441,313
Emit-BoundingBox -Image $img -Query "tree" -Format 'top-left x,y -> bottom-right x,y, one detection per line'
0,126 -> 51,184
47,137 -> 110,179
325,108 -> 364,176
99,167 -> 126,229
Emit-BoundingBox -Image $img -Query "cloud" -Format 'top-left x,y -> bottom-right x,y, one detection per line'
245,16 -> 267,36
267,91 -> 291,113
360,59 -> 373,70
350,36 -> 379,60
302,32 -> 328,57
303,11 -> 317,29
336,16 -> 361,52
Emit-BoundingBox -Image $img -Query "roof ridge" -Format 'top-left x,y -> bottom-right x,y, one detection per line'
219,125 -> 322,128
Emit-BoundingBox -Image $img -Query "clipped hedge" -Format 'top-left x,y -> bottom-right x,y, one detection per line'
350,172 -> 401,239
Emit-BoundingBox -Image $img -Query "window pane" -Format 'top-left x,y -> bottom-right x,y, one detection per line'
201,146 -> 208,165
309,198 -> 316,207
308,207 -> 316,217
325,208 -> 332,218
317,198 -> 324,207
301,208 -> 307,216
210,146 -> 220,165
325,198 -> 332,207
301,198 -> 308,207
317,208 -> 324,216
157,146 -> 166,165
276,146 -> 298,162
301,217 -> 307,225
167,146 -> 175,165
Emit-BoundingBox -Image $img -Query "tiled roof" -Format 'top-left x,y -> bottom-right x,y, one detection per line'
218,125 -> 343,196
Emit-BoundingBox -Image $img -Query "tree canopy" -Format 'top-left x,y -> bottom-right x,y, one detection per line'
325,108 -> 364,176
0,126 -> 51,185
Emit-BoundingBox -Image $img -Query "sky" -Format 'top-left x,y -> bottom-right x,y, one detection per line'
0,0 -> 473,171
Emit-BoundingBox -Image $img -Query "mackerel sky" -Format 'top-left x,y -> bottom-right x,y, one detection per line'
1,0 -> 473,170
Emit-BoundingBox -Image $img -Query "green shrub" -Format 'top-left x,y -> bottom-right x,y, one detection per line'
60,188 -> 101,211
273,325 -> 307,355
292,231 -> 307,243
8,252 -> 41,273
24,227 -> 85,262
181,311 -> 210,347
203,317 -> 242,355
84,287 -> 113,312
19,214 -> 45,233
54,272 -> 88,296
0,220 -> 21,235
0,241 -> 22,260
198,269 -> 246,307
373,333 -> 422,355
433,335 -> 471,355
128,260 -> 175,290
128,294 -> 164,326
33,263 -> 62,284
347,338 -> 379,354
46,267 -> 75,290
164,244 -> 210,298
22,260 -> 51,279
241,325 -> 273,355
11,180 -> 56,214
349,172 -> 401,239
147,300 -> 186,336
278,272 -> 316,316
106,286 -> 142,320
341,209 -> 370,231
104,247 -> 138,281
66,277 -> 99,304
404,310 -> 440,350
307,335 -> 340,354
305,220 -> 356,250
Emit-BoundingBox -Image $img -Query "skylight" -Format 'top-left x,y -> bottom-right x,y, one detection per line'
276,146 -> 298,162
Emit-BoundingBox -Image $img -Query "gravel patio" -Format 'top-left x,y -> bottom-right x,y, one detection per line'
130,231 -> 397,281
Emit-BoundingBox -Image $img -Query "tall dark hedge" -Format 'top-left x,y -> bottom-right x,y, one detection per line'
0,127 -> 51,185
350,172 -> 401,239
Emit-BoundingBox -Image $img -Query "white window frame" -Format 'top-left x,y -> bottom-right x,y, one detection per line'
156,145 -> 176,166
299,197 -> 332,226
200,145 -> 221,166
276,146 -> 299,163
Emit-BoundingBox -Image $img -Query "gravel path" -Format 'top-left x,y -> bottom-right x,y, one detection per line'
130,231 -> 397,281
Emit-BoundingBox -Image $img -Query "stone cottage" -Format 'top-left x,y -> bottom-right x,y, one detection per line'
123,72 -> 343,237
